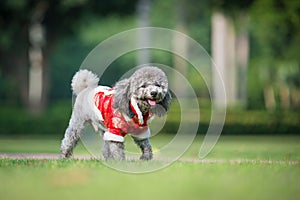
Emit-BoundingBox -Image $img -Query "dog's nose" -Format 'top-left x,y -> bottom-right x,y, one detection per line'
150,91 -> 158,97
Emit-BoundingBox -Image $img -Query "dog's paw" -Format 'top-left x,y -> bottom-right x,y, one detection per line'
60,153 -> 71,159
60,148 -> 73,159
140,152 -> 153,160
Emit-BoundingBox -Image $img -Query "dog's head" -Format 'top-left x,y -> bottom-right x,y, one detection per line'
113,66 -> 171,117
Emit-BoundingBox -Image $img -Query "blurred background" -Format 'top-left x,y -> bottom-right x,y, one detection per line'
0,0 -> 299,137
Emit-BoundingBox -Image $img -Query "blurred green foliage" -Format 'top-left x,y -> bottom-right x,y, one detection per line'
1,0 -> 300,107
0,100 -> 299,136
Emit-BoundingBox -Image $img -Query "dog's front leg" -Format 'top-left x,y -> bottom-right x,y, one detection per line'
133,138 -> 153,160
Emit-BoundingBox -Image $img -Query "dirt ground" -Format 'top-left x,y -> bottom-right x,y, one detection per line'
0,153 -> 299,165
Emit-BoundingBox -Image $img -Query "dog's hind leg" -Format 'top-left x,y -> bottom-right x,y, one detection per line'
60,116 -> 85,158
102,141 -> 125,160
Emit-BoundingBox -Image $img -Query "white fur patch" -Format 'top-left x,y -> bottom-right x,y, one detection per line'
71,70 -> 99,95
103,131 -> 124,142
130,97 -> 144,125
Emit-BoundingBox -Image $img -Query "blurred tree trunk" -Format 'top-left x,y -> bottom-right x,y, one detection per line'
173,0 -> 188,97
212,11 -> 234,107
136,0 -> 151,65
236,13 -> 249,107
226,15 -> 237,106
212,11 -> 244,108
264,84 -> 276,111
28,1 -> 48,113
279,85 -> 290,109
212,12 -> 225,107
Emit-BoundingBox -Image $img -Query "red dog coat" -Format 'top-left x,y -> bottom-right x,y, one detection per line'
93,86 -> 153,142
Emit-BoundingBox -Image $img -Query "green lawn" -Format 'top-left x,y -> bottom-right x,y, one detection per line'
0,135 -> 299,200
1,135 -> 299,161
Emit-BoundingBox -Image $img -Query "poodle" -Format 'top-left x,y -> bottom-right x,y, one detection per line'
60,66 -> 171,160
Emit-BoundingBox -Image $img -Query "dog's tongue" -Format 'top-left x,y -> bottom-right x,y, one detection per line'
148,100 -> 156,106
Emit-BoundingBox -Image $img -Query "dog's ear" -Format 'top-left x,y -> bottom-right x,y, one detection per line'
113,79 -> 131,116
151,90 -> 172,117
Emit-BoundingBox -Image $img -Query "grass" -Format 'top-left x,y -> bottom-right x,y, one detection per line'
1,135 -> 300,160
0,135 -> 299,200
0,159 -> 299,200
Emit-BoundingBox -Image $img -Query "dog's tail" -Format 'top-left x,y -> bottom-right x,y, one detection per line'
71,70 -> 99,95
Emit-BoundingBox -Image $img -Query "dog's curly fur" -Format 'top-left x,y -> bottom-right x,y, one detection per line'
60,66 -> 171,160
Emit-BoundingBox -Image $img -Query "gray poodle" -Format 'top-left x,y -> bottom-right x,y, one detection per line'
60,66 -> 171,160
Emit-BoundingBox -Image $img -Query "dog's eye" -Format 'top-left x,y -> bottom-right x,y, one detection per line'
140,84 -> 146,88
155,83 -> 161,87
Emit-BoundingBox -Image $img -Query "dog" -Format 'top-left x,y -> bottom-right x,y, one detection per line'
60,66 -> 171,160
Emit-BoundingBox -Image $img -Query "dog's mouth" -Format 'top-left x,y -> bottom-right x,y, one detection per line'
147,99 -> 156,106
